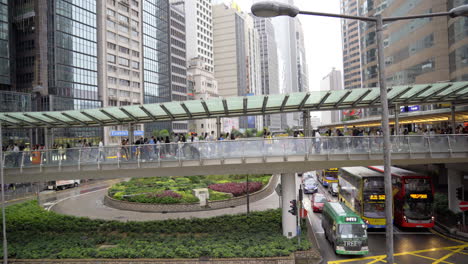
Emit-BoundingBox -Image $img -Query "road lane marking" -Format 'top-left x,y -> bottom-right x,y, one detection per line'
450,248 -> 468,255
328,245 -> 468,264
432,246 -> 465,264
429,228 -> 468,244
366,256 -> 386,264
408,253 -> 454,264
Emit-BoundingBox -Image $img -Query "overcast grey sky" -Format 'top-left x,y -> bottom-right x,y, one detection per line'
239,0 -> 343,92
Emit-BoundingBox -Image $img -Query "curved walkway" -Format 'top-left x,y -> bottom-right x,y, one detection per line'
49,185 -> 281,221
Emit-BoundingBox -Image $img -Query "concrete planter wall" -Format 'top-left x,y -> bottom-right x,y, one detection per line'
104,174 -> 279,213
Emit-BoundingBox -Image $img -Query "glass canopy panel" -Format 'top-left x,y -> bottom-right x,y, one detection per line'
103,107 -> 128,119
415,83 -> 450,98
247,95 -> 264,109
119,105 -> 147,118
4,113 -> 40,124
181,101 -> 205,115
266,94 -> 286,108
362,89 -> 380,102
62,110 -> 93,122
323,90 -> 349,105
24,112 -> 55,123
226,97 -> 243,112
83,109 -> 112,121
0,114 -> 22,125
436,82 -> 468,97
163,102 -> 186,115
142,104 -> 168,117
285,92 -> 306,107
342,89 -> 369,103
397,84 -> 430,100
454,86 -> 468,98
43,112 -> 74,123
386,85 -> 409,100
206,98 -> 224,113
304,91 -> 323,105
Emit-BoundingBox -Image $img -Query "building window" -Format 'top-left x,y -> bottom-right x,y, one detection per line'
118,3 -> 129,12
131,61 -> 139,69
119,79 -> 131,86
108,77 -> 117,84
107,42 -> 116,50
107,54 -> 116,63
119,46 -> 130,54
118,57 -> 130,66
131,10 -> 139,17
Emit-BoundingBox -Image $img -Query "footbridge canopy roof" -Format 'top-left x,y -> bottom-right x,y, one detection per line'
1,81 -> 467,129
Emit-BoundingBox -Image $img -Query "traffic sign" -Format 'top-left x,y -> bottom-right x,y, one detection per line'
459,201 -> 468,211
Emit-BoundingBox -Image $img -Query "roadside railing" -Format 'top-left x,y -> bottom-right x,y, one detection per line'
2,135 -> 468,170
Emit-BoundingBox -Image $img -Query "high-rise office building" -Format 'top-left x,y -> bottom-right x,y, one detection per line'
260,0 -> 309,129
213,3 -> 262,130
10,0 -> 102,143
142,0 -> 172,134
0,0 -> 10,90
341,0 -> 362,91
340,0 -> 468,121
185,0 -> 214,73
187,57 -> 219,135
320,68 -> 343,125
170,1 -> 188,134
253,16 -> 281,131
99,0 -> 144,144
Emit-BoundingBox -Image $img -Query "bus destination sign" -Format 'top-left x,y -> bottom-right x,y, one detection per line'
369,195 -> 385,200
345,217 -> 357,222
409,194 -> 428,199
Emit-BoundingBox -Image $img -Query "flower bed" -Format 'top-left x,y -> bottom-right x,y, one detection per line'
108,174 -> 271,204
2,201 -> 310,259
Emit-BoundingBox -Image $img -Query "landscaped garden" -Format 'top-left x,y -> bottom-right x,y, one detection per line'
108,174 -> 272,204
1,201 -> 311,259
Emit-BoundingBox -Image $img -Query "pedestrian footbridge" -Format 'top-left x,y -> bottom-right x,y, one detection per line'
3,135 -> 468,184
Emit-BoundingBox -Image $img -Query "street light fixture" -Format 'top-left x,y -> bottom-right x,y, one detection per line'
251,1 -> 468,263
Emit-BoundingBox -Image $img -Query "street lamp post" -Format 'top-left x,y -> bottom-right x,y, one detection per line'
251,2 -> 468,263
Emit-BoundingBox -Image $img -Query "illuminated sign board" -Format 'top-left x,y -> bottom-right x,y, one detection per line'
345,217 -> 357,222
400,105 -> 420,113
410,194 -> 428,199
369,195 -> 386,200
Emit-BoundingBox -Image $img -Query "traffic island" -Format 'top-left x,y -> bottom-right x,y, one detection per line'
103,174 -> 279,212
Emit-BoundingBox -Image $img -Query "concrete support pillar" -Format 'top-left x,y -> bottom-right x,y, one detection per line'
281,173 -> 297,238
451,104 -> 456,134
129,123 -> 134,144
44,128 -> 52,149
302,111 -> 311,137
216,117 -> 221,138
448,168 -> 463,212
394,104 -> 399,135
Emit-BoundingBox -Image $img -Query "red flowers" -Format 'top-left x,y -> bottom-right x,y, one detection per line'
208,182 -> 262,197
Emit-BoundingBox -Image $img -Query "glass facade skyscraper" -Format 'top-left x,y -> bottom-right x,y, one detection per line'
52,0 -> 100,111
142,0 -> 171,132
0,0 -> 9,88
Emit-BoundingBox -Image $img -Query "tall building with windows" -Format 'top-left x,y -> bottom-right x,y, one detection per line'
185,0 -> 214,73
320,68 -> 343,125
213,3 -> 261,130
0,0 -> 10,90
170,1 -> 188,134
9,0 -> 102,144
341,0 -> 468,121
142,0 -> 172,134
99,0 -> 144,144
341,0 -> 362,90
259,0 -> 308,129
253,16 -> 281,131
447,0 -> 467,82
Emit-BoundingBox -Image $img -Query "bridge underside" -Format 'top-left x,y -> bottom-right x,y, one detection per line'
5,153 -> 468,184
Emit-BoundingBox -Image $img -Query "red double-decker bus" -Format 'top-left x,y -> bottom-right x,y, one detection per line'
368,166 -> 435,228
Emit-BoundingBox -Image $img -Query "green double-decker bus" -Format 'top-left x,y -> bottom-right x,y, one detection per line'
322,202 -> 369,255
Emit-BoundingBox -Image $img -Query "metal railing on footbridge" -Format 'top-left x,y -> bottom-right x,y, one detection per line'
3,135 -> 468,173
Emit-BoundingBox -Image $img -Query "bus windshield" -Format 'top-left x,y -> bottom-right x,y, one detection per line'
338,224 -> 367,238
363,177 -> 384,191
404,178 -> 432,192
404,200 -> 433,220
363,202 -> 385,218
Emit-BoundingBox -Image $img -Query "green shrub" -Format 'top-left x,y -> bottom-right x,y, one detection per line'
0,202 -> 310,259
